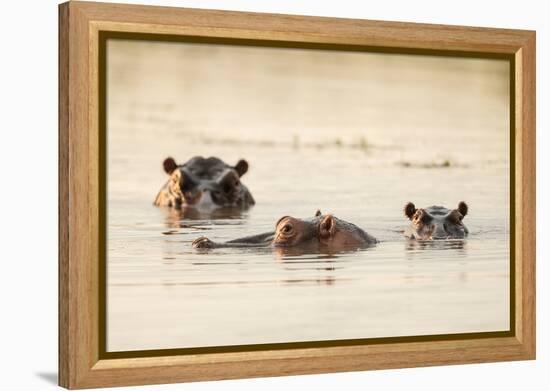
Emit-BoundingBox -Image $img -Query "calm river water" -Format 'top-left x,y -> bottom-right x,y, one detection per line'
106,40 -> 510,352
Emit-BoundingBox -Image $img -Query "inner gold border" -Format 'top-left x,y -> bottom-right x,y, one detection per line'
97,31 -> 516,360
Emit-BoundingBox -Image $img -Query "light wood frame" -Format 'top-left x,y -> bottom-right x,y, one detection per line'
59,1 -> 536,389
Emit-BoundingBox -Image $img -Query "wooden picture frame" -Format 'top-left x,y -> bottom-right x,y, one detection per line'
59,1 -> 536,389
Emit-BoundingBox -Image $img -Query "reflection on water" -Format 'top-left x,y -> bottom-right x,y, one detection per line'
405,239 -> 467,252
160,206 -> 249,228
106,40 -> 510,352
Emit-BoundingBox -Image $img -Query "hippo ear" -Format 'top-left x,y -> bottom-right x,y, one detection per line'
315,210 -> 322,217
234,159 -> 249,177
404,202 -> 416,220
319,215 -> 336,240
457,201 -> 468,219
163,157 -> 178,174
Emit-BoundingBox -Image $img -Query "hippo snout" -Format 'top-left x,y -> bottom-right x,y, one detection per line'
192,237 -> 216,249
430,225 -> 449,240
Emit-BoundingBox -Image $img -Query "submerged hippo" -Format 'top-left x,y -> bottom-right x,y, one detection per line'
404,201 -> 469,240
154,156 -> 255,208
192,210 -> 377,251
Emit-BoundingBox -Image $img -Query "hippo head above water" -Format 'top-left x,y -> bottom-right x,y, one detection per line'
154,156 -> 255,208
192,210 -> 377,251
273,211 -> 377,248
404,201 -> 469,240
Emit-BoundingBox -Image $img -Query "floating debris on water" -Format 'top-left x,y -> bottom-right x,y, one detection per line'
348,136 -> 370,151
195,134 -> 375,152
358,136 -> 369,151
396,159 -> 467,169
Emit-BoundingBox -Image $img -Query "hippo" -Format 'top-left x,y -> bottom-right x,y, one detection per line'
154,156 -> 255,208
403,201 -> 469,240
192,210 -> 377,251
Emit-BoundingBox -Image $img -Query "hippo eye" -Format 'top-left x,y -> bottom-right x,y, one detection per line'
447,214 -> 461,225
280,224 -> 294,235
414,211 -> 432,225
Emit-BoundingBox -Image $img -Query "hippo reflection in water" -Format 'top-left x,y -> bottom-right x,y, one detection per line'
192,210 -> 377,251
404,201 -> 469,240
154,156 -> 255,208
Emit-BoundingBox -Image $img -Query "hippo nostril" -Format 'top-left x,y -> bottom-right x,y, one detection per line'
223,184 -> 232,194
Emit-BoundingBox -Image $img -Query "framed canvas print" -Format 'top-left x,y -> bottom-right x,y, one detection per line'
58,1 -> 536,389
